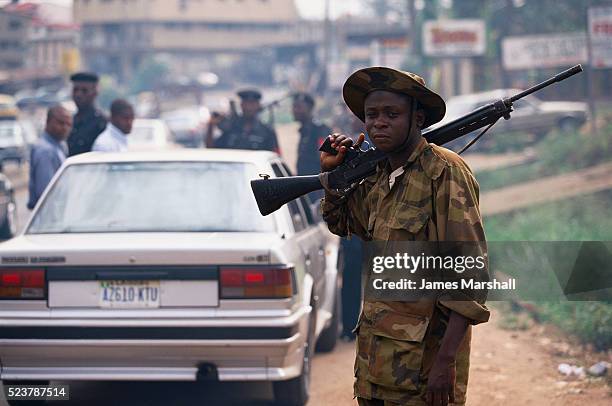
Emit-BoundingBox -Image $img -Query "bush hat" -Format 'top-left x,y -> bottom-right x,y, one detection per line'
343,66 -> 446,128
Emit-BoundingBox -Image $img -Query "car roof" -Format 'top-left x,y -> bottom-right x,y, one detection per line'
64,149 -> 280,165
447,88 -> 524,105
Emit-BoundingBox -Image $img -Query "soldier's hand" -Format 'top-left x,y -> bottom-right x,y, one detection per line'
320,133 -> 365,172
209,112 -> 225,127
426,359 -> 456,406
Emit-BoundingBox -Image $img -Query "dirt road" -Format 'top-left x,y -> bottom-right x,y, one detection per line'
480,162 -> 612,216
309,309 -> 611,406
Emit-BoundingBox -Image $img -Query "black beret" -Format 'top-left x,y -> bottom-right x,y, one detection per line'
237,88 -> 262,101
70,72 -> 99,83
292,92 -> 315,107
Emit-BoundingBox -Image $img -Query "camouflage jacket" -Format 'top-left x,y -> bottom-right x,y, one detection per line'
321,136 -> 490,405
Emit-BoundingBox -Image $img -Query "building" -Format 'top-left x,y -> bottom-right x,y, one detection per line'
0,8 -> 30,71
73,0 -> 305,81
0,2 -> 79,91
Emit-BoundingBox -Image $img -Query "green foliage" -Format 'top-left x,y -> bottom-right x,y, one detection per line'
476,124 -> 612,190
537,301 -> 612,351
496,304 -> 533,331
129,57 -> 170,95
362,0 -> 408,19
484,189 -> 612,241
97,76 -> 126,112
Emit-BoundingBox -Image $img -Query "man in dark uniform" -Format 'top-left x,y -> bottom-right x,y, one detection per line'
206,89 -> 280,153
292,92 -> 332,177
67,72 -> 107,156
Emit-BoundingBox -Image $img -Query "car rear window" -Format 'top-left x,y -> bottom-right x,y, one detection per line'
27,161 -> 276,234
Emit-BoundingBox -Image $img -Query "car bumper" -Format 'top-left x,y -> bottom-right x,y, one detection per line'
0,308 -> 310,382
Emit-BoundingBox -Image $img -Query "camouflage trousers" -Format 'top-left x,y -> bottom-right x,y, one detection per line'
357,397 -> 410,406
357,397 -> 465,406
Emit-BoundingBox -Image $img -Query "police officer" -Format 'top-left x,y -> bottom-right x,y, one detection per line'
67,72 -> 107,156
206,89 -> 280,153
320,67 -> 490,406
292,92 -> 332,176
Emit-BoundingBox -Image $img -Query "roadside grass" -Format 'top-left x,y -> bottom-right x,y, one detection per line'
475,123 -> 612,190
537,301 -> 612,351
484,189 -> 612,241
484,190 -> 612,351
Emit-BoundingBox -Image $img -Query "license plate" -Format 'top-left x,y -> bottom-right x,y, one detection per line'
99,280 -> 160,308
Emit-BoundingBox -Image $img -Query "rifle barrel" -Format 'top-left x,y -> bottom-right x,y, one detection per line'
508,64 -> 583,103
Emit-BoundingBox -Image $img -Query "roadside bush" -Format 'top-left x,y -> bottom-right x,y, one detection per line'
475,123 -> 612,190
537,301 -> 612,351
484,190 -> 612,351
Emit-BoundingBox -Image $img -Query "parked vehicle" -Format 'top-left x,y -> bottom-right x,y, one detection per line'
0,149 -> 340,406
0,94 -> 19,119
0,120 -> 29,165
161,107 -> 210,148
433,89 -> 588,150
0,170 -> 16,240
129,119 -> 174,151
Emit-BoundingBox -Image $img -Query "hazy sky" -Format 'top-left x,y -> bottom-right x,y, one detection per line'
0,0 -> 366,19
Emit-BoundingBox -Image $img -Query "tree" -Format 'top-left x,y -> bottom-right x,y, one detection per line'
362,0 -> 408,20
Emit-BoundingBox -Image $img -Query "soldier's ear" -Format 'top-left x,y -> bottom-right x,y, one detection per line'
414,109 -> 426,129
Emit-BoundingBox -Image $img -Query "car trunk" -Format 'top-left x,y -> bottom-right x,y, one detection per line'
0,232 -> 295,312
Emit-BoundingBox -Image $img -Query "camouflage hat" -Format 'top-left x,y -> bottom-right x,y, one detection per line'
343,67 -> 446,128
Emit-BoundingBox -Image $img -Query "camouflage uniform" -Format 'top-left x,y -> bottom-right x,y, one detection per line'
321,137 -> 490,405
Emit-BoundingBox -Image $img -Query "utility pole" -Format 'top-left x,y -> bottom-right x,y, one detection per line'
323,0 -> 331,92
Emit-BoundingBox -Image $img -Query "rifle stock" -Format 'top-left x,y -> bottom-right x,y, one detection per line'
251,175 -> 322,216
251,65 -> 583,216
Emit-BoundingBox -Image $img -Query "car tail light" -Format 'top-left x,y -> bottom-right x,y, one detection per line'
220,266 -> 294,299
0,268 -> 46,299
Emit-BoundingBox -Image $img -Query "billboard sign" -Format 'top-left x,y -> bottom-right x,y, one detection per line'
502,33 -> 587,70
588,6 -> 612,68
423,19 -> 486,57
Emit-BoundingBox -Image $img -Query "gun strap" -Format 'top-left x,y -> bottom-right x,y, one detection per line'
457,117 -> 501,155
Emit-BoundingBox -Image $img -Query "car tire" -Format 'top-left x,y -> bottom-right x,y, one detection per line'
0,199 -> 17,239
3,380 -> 50,406
273,301 -> 316,406
558,117 -> 580,133
315,290 -> 339,353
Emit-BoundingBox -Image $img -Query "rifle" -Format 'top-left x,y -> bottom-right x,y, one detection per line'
251,65 -> 583,216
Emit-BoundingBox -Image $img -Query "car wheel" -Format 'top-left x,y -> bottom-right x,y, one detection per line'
315,290 -> 339,353
273,301 -> 316,406
0,199 -> 17,239
3,380 -> 50,406
558,117 -> 580,133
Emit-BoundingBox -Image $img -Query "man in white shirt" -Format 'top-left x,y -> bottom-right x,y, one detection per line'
92,99 -> 134,152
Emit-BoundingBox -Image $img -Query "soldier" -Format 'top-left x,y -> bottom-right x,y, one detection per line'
319,67 -> 489,406
205,89 -> 280,153
67,72 -> 107,156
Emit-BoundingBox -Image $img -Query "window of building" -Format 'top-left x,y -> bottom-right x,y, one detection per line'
9,19 -> 22,31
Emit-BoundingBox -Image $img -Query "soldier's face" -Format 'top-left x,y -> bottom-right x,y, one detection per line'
72,81 -> 98,110
364,91 -> 424,153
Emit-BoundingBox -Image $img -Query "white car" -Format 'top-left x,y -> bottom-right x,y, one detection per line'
161,107 -> 210,148
433,89 -> 587,143
0,150 -> 340,406
129,118 -> 174,151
